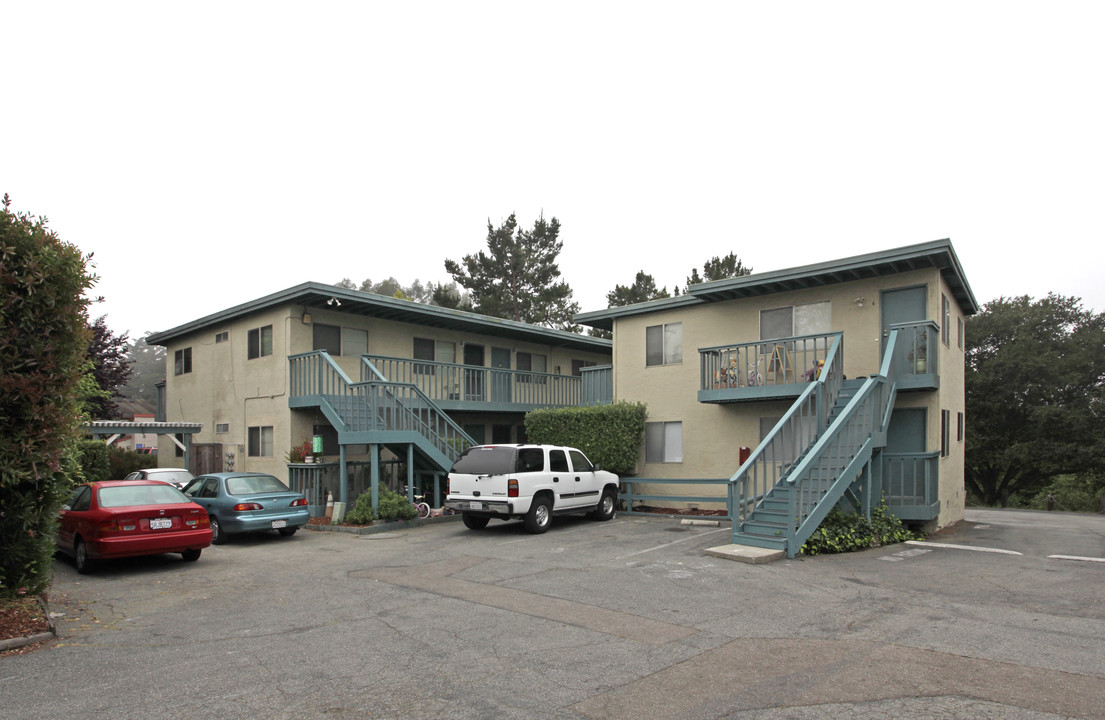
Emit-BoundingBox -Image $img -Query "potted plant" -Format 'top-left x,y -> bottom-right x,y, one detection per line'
285,439 -> 314,464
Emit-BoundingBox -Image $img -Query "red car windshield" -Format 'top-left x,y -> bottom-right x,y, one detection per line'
99,484 -> 189,508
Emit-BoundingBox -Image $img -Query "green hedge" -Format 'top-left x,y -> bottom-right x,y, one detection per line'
1,198 -> 95,598
524,401 -> 647,475
75,440 -> 110,484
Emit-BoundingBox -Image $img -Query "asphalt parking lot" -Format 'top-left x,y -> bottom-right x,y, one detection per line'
3,507 -> 1104,719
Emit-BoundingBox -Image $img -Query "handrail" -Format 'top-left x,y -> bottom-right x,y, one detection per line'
728,335 -> 844,521
361,354 -> 583,407
359,356 -> 474,462
288,351 -> 473,465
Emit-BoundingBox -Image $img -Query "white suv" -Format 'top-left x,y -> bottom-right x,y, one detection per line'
444,444 -> 619,533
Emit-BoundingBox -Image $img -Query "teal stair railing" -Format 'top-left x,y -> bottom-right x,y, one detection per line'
730,324 -> 924,557
289,351 -> 473,469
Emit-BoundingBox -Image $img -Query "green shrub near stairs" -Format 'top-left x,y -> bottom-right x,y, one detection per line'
801,503 -> 920,556
344,493 -> 378,525
376,489 -> 418,521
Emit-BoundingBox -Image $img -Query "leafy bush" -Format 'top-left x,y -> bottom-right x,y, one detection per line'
344,492 -> 377,525
1023,473 -> 1105,513
524,401 -> 647,475
74,440 -> 110,484
801,503 -> 919,556
376,489 -> 418,521
1,196 -> 96,598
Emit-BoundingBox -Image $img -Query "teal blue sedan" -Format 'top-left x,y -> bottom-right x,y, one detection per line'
181,473 -> 309,545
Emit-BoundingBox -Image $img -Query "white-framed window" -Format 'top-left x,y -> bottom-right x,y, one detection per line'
248,325 -> 273,359
215,422 -> 229,434
248,426 -> 274,457
645,322 -> 682,367
215,331 -> 229,343
645,421 -> 683,463
174,347 -> 192,375
760,301 -> 831,340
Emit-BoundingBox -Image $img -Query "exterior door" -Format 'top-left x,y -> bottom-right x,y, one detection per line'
463,344 -> 485,401
490,347 -> 512,403
880,286 -> 927,358
886,408 -> 926,453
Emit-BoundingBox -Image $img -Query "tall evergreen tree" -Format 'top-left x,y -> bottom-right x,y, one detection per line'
444,213 -> 580,330
686,252 -> 753,288
606,271 -> 671,307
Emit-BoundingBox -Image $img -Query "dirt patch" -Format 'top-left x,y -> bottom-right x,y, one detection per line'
633,506 -> 728,517
0,597 -> 52,655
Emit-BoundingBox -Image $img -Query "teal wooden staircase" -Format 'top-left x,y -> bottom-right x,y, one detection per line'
729,329 -> 909,558
289,351 -> 473,474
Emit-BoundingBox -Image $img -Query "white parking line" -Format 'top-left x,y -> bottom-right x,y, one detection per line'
905,540 -> 1023,555
1048,555 -> 1105,564
617,527 -> 729,559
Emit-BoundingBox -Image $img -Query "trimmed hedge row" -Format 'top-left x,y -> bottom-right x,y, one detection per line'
524,401 -> 647,476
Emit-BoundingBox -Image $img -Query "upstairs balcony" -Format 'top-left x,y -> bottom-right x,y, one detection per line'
698,321 -> 939,404
363,354 -> 584,412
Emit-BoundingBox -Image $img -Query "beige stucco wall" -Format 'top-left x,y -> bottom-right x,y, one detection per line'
612,268 -> 968,529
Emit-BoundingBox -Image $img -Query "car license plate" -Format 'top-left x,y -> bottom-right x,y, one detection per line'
469,501 -> 482,510
150,518 -> 172,530
271,519 -> 287,529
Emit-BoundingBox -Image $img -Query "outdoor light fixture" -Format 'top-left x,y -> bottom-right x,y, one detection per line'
327,297 -> 341,307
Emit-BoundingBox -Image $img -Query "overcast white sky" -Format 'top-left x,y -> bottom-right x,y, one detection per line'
4,1 -> 1103,340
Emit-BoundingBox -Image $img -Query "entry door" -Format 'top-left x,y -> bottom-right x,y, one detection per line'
880,286 -> 927,358
463,344 -> 485,401
490,347 -> 512,403
886,408 -> 926,453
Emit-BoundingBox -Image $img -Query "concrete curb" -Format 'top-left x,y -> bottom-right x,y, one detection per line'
0,596 -> 57,652
304,513 -> 461,536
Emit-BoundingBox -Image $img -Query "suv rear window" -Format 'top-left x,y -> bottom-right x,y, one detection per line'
451,446 -> 521,475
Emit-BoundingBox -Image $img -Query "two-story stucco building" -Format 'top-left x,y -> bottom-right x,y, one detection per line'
147,282 -> 612,511
576,239 -> 977,556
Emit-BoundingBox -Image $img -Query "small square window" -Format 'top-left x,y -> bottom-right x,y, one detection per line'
248,325 -> 273,359
248,426 -> 274,457
215,422 -> 229,434
215,331 -> 229,343
174,347 -> 192,375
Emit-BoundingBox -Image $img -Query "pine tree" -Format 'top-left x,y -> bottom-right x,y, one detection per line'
444,213 -> 580,330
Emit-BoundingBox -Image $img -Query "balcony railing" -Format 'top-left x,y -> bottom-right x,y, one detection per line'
362,354 -> 583,408
701,332 -> 843,392
880,451 -> 940,520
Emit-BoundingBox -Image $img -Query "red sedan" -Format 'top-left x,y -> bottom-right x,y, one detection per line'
57,480 -> 213,573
